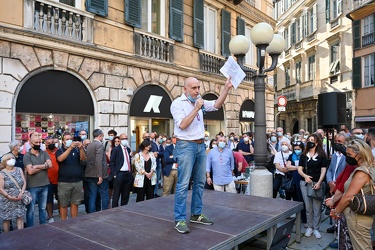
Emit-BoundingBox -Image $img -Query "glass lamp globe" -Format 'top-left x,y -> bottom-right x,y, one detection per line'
250,22 -> 274,46
229,35 -> 250,55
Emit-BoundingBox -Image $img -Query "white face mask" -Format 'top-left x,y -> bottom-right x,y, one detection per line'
212,144 -> 217,148
121,140 -> 128,147
243,137 -> 249,142
55,143 -> 59,148
18,146 -> 24,153
7,159 -> 16,167
281,145 -> 289,152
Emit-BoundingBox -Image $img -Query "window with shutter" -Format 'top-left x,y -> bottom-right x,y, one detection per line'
169,0 -> 183,42
194,0 -> 204,49
352,57 -> 362,89
237,17 -> 245,36
221,9 -> 231,57
325,0 -> 330,23
353,20 -> 361,50
125,0 -> 141,28
291,22 -> 296,45
86,0 -> 108,16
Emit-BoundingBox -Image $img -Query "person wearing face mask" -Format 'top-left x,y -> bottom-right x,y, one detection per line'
105,136 -> 120,208
329,139 -> 375,250
275,127 -> 286,152
206,136 -> 235,193
109,133 -> 134,207
24,132 -> 52,227
204,133 -> 210,148
133,140 -> 157,202
8,140 -> 25,171
0,153 -> 27,232
163,135 -> 178,196
268,132 -> 278,155
298,134 -> 328,239
238,132 -> 255,164
44,137 -> 60,223
79,130 -> 88,142
351,128 -> 365,140
286,141 -> 307,226
85,129 -> 109,213
272,139 -> 292,199
104,129 -> 117,156
56,132 -> 86,220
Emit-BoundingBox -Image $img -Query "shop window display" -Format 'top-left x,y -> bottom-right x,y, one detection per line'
16,113 -> 90,141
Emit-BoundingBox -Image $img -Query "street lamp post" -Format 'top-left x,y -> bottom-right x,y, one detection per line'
229,23 -> 285,197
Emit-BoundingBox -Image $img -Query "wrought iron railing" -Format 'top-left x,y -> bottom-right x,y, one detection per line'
363,32 -> 375,47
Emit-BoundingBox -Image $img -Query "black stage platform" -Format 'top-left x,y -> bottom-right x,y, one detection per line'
0,190 -> 303,250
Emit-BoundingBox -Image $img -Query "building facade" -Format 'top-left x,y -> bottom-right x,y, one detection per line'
273,0 -> 353,134
347,0 -> 375,128
0,0 -> 276,153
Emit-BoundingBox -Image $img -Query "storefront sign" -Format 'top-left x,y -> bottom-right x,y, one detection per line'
240,99 -> 255,122
130,85 -> 172,118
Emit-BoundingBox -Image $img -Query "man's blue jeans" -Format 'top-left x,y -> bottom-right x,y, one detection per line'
26,185 -> 48,227
174,140 -> 206,222
87,177 -> 109,213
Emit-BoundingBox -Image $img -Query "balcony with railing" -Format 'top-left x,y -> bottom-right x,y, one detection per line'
134,31 -> 174,63
275,80 -> 321,104
24,0 -> 94,43
363,32 -> 375,47
199,51 -> 225,75
330,17 -> 340,30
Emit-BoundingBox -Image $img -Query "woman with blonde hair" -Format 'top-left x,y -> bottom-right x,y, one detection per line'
0,153 -> 27,232
330,139 -> 375,250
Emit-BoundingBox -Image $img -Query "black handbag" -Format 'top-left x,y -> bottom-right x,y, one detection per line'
280,152 -> 294,192
281,172 -> 295,192
349,167 -> 375,215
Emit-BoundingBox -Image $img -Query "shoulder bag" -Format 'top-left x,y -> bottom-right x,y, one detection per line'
3,169 -> 32,205
350,167 -> 375,215
280,152 -> 294,192
305,157 -> 326,200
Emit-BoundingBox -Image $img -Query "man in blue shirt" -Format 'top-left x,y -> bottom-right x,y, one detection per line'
237,132 -> 254,164
206,136 -> 235,193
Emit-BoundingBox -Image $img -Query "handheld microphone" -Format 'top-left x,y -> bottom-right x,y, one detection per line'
197,95 -> 206,114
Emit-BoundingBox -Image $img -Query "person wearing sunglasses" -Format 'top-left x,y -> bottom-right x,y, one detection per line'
330,139 -> 375,250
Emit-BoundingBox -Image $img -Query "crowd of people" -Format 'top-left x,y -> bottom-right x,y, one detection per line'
1,76 -> 375,249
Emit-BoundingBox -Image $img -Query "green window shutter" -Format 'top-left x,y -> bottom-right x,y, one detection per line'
125,0 -> 141,28
221,9 -> 231,57
325,0 -> 330,23
352,57 -> 362,89
169,0 -> 183,42
86,0 -> 108,17
193,0 -> 204,49
353,20 -> 361,50
237,17 -> 245,35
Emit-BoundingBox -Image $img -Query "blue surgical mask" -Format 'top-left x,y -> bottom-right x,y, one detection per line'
159,139 -> 163,144
294,149 -> 302,156
108,136 -> 114,141
81,135 -> 87,141
271,136 -> 277,142
355,134 -> 364,140
205,136 -> 209,141
277,132 -> 283,137
65,139 -> 72,147
218,142 -> 226,148
187,94 -> 199,103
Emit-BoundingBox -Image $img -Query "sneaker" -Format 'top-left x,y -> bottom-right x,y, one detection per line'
48,218 -> 54,223
313,230 -> 322,239
174,221 -> 190,234
305,228 -> 313,237
190,214 -> 213,225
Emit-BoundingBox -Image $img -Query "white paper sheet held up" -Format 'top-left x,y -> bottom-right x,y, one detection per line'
220,56 -> 246,89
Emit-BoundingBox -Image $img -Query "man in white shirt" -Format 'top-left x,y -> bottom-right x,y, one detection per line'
170,76 -> 232,234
